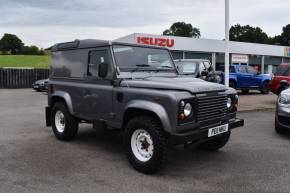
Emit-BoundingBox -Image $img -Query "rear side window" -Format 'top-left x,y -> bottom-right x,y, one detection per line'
88,49 -> 113,78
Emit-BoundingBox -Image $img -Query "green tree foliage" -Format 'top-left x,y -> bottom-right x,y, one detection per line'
163,22 -> 201,38
0,33 -> 24,54
230,24 -> 269,44
0,33 -> 45,55
280,24 -> 290,46
21,45 -> 44,55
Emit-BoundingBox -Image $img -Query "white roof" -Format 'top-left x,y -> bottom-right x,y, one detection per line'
115,33 -> 290,57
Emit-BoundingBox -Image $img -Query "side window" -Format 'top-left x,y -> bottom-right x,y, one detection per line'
238,66 -> 247,73
230,66 -> 235,73
88,49 -> 112,78
247,66 -> 257,74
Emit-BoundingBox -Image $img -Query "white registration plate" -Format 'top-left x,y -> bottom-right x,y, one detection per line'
208,124 -> 229,137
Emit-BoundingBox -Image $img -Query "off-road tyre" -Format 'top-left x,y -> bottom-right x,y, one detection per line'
51,102 -> 78,141
197,131 -> 231,151
124,116 -> 167,174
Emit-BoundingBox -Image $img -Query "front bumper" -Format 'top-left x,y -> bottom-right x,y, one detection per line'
169,118 -> 244,145
276,104 -> 290,130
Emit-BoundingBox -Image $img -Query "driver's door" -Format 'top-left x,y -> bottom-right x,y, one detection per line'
77,47 -> 114,120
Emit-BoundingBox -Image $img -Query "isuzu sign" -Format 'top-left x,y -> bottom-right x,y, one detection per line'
136,36 -> 175,48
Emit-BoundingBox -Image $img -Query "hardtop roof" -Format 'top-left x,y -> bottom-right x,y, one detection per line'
51,39 -> 170,52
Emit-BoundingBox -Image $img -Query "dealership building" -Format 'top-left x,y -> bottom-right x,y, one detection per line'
116,33 -> 290,74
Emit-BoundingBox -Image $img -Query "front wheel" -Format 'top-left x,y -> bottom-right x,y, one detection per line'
197,131 -> 231,151
124,116 -> 167,174
275,117 -> 286,134
51,102 -> 78,141
260,82 -> 269,94
229,81 -> 236,89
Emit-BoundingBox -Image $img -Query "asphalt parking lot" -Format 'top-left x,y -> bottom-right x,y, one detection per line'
0,89 -> 290,193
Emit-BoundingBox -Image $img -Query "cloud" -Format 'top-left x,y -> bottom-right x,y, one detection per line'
0,0 -> 289,47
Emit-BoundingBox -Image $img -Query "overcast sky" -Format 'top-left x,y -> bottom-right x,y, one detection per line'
1,0 -> 289,48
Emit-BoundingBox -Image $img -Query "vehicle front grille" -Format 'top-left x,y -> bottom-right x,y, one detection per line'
197,94 -> 227,124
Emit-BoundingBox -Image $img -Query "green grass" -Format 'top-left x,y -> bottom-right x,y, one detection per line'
0,55 -> 50,69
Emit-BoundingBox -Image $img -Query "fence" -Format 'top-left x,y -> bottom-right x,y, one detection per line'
0,68 -> 49,88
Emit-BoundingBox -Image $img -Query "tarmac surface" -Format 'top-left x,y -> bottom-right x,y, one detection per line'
0,89 -> 289,193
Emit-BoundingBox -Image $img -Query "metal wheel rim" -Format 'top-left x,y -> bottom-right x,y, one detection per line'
55,110 -> 65,133
131,129 -> 154,162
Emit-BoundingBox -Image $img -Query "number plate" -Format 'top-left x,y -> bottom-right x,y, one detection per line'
208,124 -> 229,137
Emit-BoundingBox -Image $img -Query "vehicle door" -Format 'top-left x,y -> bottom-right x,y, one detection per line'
78,47 -> 114,120
246,66 -> 260,88
236,65 -> 250,87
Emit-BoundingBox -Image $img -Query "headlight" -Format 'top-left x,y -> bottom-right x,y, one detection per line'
184,103 -> 192,117
278,94 -> 290,105
226,97 -> 232,109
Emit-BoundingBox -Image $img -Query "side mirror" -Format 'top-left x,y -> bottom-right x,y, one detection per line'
98,63 -> 109,78
201,70 -> 208,76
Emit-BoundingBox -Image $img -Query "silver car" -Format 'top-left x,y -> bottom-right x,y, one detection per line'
275,88 -> 290,133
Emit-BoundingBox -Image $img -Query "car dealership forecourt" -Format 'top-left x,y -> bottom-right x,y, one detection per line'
116,33 -> 290,74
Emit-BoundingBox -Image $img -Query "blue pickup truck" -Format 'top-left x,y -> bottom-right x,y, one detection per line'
223,65 -> 271,94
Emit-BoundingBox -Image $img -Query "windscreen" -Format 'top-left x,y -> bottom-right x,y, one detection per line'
113,45 -> 175,71
275,65 -> 289,76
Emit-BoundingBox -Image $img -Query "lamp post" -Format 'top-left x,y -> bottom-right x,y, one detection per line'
224,0 -> 230,87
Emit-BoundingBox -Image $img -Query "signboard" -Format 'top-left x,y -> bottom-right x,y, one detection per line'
136,36 -> 175,48
284,47 -> 290,57
231,54 -> 249,63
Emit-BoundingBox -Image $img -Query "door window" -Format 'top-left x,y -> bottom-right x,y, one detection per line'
88,49 -> 113,78
246,66 -> 257,74
238,66 -> 247,73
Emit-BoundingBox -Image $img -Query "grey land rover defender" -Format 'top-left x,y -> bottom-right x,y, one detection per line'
45,39 -> 244,174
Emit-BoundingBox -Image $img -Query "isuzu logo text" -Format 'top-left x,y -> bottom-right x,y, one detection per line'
136,36 -> 175,48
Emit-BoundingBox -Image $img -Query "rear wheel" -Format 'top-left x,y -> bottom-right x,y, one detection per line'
260,82 -> 269,94
124,116 -> 167,174
241,89 -> 249,94
197,131 -> 231,151
51,102 -> 78,141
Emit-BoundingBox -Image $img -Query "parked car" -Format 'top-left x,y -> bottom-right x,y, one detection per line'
224,65 -> 271,94
275,88 -> 290,134
32,79 -> 49,92
269,63 -> 290,95
174,59 -> 222,84
45,39 -> 244,174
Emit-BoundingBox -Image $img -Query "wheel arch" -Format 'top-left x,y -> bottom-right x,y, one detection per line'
122,101 -> 172,133
50,91 -> 74,114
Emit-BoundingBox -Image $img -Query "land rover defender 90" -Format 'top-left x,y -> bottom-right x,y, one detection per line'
45,39 -> 244,173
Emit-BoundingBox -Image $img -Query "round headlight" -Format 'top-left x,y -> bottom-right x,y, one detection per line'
227,97 -> 232,109
184,103 -> 192,117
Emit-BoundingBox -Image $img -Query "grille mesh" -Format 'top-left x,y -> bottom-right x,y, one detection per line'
197,95 -> 227,123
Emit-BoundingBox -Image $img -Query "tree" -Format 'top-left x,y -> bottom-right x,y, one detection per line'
0,33 -> 24,54
230,24 -> 269,44
163,22 -> 201,38
268,35 -> 282,45
280,24 -> 290,46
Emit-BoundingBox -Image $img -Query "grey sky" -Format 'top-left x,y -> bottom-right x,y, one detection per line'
1,0 -> 289,48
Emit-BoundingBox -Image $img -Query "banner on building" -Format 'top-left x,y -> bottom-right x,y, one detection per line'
231,54 -> 249,63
